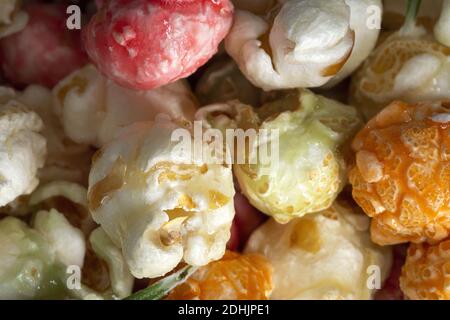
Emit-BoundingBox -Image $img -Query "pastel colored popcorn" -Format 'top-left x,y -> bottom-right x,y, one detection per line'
349,100 -> 450,245
226,0 -> 382,90
0,88 -> 46,207
83,0 -> 234,90
167,251 -> 273,300
88,119 -> 235,278
0,3 -> 87,88
245,200 -> 392,300
53,64 -> 197,147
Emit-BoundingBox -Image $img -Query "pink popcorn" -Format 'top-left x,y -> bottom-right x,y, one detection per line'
0,4 -> 88,88
83,0 -> 234,90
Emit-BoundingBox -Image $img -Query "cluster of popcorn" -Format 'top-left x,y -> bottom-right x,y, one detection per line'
2,0 -> 450,301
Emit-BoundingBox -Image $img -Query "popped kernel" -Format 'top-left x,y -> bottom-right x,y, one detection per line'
88,119 -> 235,278
245,200 -> 392,300
83,0 -> 234,90
349,100 -> 450,245
0,88 -> 46,207
197,89 -> 363,223
0,3 -> 87,88
166,251 -> 273,300
53,64 -> 197,147
17,85 -> 93,185
350,23 -> 450,119
400,239 -> 450,300
225,0 -> 381,90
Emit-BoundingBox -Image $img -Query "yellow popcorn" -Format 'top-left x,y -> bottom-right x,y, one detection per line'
245,200 -> 392,300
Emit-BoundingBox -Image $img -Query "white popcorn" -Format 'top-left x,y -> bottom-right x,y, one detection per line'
88,119 -> 235,279
17,85 -> 93,185
225,0 -> 381,91
0,88 -> 46,207
53,64 -> 198,148
0,0 -> 28,39
245,201 -> 392,300
33,209 -> 86,268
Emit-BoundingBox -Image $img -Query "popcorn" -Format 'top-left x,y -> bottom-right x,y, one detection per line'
198,90 -> 363,223
0,181 -> 133,299
0,3 -> 87,88
88,119 -> 235,278
400,240 -> 450,300
53,64 -> 198,147
351,15 -> 450,119
17,85 -> 93,185
0,0 -> 27,39
83,0 -> 234,90
0,88 -> 46,207
225,0 -> 382,90
0,212 -> 86,299
245,200 -> 392,300
167,251 -> 273,300
349,100 -> 450,245
33,209 -> 86,268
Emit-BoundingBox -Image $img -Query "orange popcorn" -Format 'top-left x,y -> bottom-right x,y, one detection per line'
400,239 -> 450,300
166,251 -> 273,300
349,100 -> 450,245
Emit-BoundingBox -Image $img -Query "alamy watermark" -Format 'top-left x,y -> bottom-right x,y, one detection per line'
170,121 -> 280,174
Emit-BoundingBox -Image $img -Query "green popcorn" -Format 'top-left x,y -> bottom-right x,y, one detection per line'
235,89 -> 363,223
0,215 -> 77,299
196,89 -> 363,223
0,207 -> 99,300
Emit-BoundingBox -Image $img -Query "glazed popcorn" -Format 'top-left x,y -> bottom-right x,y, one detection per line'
351,9 -> 450,119
166,251 -> 273,300
0,212 -> 85,299
225,0 -> 382,90
400,240 -> 450,300
245,201 -> 392,300
349,100 -> 450,245
83,0 -> 234,90
198,89 -> 363,223
88,119 -> 235,278
53,64 -> 198,147
17,85 -> 93,185
0,88 -> 46,207
2,0 -> 450,302
0,3 -> 87,88
25,180 -> 132,299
